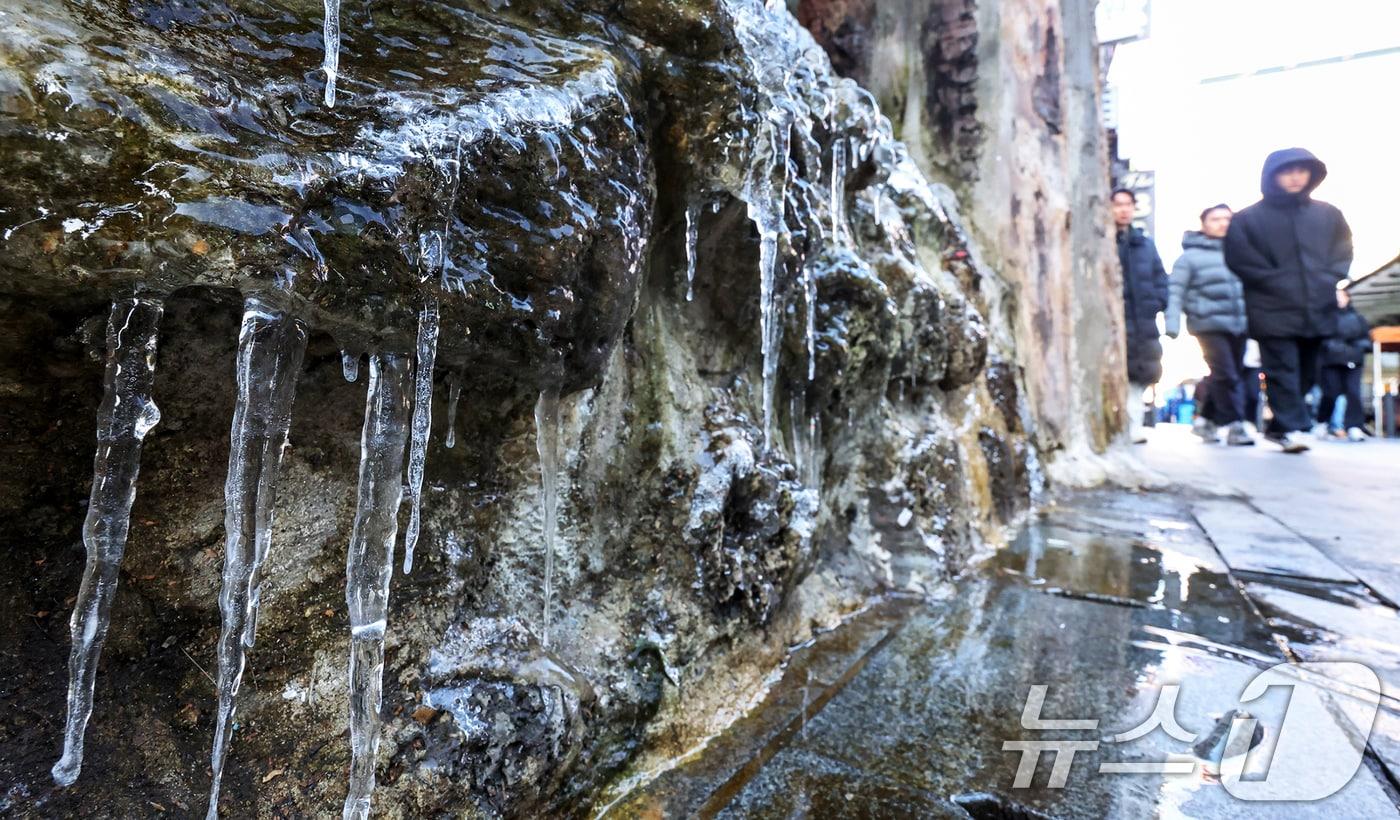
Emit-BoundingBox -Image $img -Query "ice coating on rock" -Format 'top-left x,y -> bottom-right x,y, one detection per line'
342,351 -> 359,383
684,201 -> 700,302
344,352 -> 412,820
321,0 -> 341,107
52,297 -> 164,787
686,435 -> 756,536
402,297 -> 439,574
444,374 -> 461,449
206,297 -> 308,819
534,385 -> 561,648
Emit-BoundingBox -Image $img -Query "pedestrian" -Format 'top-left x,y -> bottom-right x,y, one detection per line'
1112,188 -> 1168,444
1223,148 -> 1353,453
1317,287 -> 1372,441
1165,203 -> 1254,446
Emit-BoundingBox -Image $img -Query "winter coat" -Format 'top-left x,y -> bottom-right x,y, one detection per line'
1223,147 -> 1353,339
1321,305 -> 1371,368
1118,226 -> 1168,385
1165,232 -> 1247,337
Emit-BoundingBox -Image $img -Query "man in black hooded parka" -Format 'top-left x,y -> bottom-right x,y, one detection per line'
1224,147 -> 1353,453
1112,188 -> 1168,444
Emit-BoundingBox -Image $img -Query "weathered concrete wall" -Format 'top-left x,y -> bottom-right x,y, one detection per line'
798,0 -> 1129,475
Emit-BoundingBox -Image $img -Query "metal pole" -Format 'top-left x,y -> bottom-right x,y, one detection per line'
1374,339 -> 1384,437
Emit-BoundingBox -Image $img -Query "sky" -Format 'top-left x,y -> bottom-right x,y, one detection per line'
1106,0 -> 1400,386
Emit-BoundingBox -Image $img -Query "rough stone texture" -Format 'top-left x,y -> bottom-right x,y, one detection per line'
798,0 -> 1128,474
0,0 -> 1057,816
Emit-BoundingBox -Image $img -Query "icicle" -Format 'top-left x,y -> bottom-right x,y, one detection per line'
684,201 -> 700,302
534,385 -> 561,648
806,413 -> 822,490
804,262 -> 817,382
443,375 -> 461,449
402,297 -> 438,574
206,298 -> 308,819
757,226 -> 780,450
343,352 -> 412,820
53,296 -> 164,787
342,350 -> 359,382
321,0 -> 341,107
830,138 -> 846,243
773,118 -> 793,208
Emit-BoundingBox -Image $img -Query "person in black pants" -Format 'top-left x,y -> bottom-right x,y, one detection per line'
1224,148 -> 1353,453
1166,204 -> 1254,446
1317,288 -> 1372,440
1113,188 -> 1168,444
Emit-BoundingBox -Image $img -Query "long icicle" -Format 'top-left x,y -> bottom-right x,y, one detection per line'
53,296 -> 164,786
684,200 -> 700,302
444,374 -> 461,449
401,297 -> 438,573
534,385 -> 561,648
756,224 -> 779,450
206,297 -> 308,819
321,0 -> 342,107
343,352 -> 412,820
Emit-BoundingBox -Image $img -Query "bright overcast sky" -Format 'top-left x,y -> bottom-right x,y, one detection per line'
1108,0 -> 1400,385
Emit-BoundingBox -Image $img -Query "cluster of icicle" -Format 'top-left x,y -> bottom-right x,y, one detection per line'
50,0 -> 920,814
51,288 -> 565,818
51,10 -> 584,807
685,0 -> 897,468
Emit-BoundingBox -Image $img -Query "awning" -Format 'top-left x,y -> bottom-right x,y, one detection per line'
1348,253 -> 1400,326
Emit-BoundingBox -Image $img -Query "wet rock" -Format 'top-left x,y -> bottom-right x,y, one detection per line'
686,406 -> 818,624
800,0 -> 1125,457
0,0 -> 1067,815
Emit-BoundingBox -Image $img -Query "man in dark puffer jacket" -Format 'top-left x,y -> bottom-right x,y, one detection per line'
1166,203 -> 1253,446
1224,148 -> 1353,453
1113,188 -> 1168,444
1317,288 -> 1372,440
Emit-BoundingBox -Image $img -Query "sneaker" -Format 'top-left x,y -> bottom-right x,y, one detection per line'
1264,432 -> 1310,453
1347,427 -> 1367,442
1226,423 -> 1255,446
1192,418 -> 1219,443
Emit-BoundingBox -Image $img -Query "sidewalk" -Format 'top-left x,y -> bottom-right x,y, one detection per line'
1143,422 -> 1400,604
600,431 -> 1400,818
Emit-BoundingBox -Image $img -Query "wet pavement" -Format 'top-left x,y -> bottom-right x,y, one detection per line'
601,471 -> 1400,818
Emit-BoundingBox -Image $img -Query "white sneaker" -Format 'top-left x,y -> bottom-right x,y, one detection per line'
1347,427 -> 1367,442
1265,432 -> 1310,454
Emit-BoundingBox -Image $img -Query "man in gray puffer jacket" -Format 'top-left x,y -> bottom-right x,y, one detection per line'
1165,204 -> 1254,446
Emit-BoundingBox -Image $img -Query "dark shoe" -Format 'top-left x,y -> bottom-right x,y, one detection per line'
1226,423 -> 1255,446
1264,432 -> 1309,453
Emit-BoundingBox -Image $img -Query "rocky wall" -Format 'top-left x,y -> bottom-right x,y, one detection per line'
797,0 -> 1130,477
0,0 -> 1051,816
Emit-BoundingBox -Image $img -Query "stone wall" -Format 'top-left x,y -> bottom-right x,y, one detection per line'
798,0 -> 1129,472
0,0 -> 1110,816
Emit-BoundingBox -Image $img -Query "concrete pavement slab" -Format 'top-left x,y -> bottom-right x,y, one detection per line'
1191,498 -> 1356,583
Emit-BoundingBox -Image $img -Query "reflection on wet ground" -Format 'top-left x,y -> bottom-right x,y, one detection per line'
602,489 -> 1400,818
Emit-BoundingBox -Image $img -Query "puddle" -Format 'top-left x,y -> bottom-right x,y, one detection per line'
981,518 -> 1274,653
